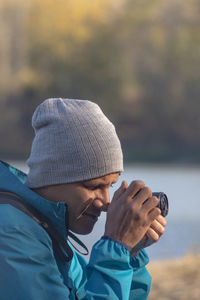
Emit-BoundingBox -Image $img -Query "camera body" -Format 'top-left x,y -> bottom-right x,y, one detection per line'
152,192 -> 169,217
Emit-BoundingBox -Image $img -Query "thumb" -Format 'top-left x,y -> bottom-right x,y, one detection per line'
112,181 -> 128,202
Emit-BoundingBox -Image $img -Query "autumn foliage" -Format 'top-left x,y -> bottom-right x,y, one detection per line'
0,0 -> 200,162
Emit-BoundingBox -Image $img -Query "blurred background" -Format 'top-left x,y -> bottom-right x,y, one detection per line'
1,0 -> 200,298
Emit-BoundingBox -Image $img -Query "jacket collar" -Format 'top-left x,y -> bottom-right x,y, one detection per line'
0,161 -> 67,238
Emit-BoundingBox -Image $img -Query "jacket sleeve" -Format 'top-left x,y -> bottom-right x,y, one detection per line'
0,222 -> 71,300
76,237 -> 151,300
0,209 -> 151,300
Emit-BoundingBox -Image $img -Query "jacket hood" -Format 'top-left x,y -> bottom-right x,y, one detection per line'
0,161 -> 67,238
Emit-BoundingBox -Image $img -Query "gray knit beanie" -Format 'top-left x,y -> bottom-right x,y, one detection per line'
25,98 -> 123,188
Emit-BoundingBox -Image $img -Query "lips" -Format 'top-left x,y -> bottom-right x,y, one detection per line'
83,212 -> 100,220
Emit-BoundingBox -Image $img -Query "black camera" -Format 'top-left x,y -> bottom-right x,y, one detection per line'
152,192 -> 169,217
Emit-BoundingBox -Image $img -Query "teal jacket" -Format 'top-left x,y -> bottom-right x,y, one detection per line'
0,161 -> 151,299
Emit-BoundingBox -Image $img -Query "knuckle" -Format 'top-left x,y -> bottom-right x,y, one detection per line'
152,196 -> 159,205
155,207 -> 161,215
125,201 -> 134,212
160,226 -> 165,234
151,206 -> 160,214
129,204 -> 136,214
130,180 -> 145,190
133,211 -> 141,222
149,207 -> 160,221
153,207 -> 161,219
156,215 -> 167,226
125,196 -> 131,204
129,205 -> 144,221
126,201 -> 136,213
143,186 -> 152,196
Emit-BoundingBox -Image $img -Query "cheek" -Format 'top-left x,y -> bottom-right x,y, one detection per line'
68,191 -> 92,217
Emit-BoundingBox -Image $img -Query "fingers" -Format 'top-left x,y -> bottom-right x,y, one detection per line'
156,214 -> 167,227
106,179 -> 166,248
151,219 -> 165,234
111,180 -> 161,226
146,227 -> 160,241
130,188 -> 160,223
124,180 -> 146,202
112,181 -> 128,201
112,180 -> 152,207
113,179 -> 154,206
146,218 -> 166,241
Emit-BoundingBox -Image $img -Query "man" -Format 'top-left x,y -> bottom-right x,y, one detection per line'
0,98 -> 166,299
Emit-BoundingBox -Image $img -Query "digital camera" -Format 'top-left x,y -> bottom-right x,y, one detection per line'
152,192 -> 169,217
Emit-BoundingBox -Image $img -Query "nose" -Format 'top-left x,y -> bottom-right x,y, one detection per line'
92,189 -> 110,211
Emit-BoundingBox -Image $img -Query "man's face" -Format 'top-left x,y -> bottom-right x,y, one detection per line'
37,173 -> 119,234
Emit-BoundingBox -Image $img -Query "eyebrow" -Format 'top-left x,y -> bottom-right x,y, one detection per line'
83,179 -> 106,185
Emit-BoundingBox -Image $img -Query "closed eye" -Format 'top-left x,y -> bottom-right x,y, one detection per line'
84,183 -> 115,191
85,184 -> 104,191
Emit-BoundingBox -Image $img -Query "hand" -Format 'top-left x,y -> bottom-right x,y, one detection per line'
131,214 -> 167,253
145,214 -> 167,245
104,180 -> 161,249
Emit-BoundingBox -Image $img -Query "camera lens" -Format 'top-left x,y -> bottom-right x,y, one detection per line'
152,192 -> 169,217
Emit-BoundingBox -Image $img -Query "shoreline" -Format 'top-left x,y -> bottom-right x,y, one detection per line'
148,252 -> 200,300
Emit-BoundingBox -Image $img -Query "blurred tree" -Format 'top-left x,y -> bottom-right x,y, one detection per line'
0,0 -> 200,162
113,0 -> 200,161
26,0 -> 122,108
0,0 -> 31,94
0,0 -> 33,158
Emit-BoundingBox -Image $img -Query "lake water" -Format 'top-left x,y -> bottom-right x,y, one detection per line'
10,161 -> 200,261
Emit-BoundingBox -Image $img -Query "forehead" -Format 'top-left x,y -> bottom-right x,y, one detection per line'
83,172 -> 120,184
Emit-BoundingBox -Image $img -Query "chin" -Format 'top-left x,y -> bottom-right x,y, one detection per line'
75,227 -> 94,235
71,223 -> 95,235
